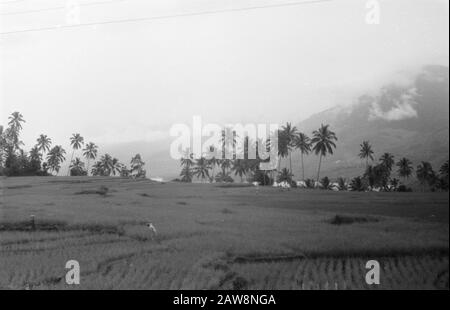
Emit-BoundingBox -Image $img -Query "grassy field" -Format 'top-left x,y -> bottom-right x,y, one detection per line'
0,176 -> 448,290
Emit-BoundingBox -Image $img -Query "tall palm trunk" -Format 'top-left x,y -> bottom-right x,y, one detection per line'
86,158 -> 90,176
316,154 -> 323,184
68,149 -> 75,176
40,151 -> 45,170
289,152 -> 292,174
301,152 -> 305,181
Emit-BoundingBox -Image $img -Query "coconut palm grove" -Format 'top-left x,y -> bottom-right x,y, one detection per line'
0,112 -> 448,193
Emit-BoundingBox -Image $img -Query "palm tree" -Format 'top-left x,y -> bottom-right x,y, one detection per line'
180,149 -> 194,168
440,160 -> 449,179
29,146 -> 42,162
68,133 -> 84,176
281,122 -> 298,173
0,126 -> 6,166
29,146 -> 42,172
111,158 -> 122,176
82,142 -> 98,176
207,145 -> 220,181
8,111 -> 25,131
100,154 -> 114,176
439,160 -> 449,190
277,168 -> 293,183
219,158 -> 232,175
350,176 -> 365,192
91,161 -> 104,176
232,159 -> 248,182
311,124 -> 338,183
359,141 -> 374,168
69,157 -> 85,176
276,130 -> 289,172
193,157 -> 211,182
293,132 -> 311,181
7,112 -> 25,150
208,156 -> 221,181
396,158 -> 413,183
380,153 -> 395,173
390,178 -> 400,191
337,177 -> 347,191
36,134 -> 52,156
180,166 -> 194,182
130,154 -> 146,176
416,161 -> 436,191
46,145 -> 66,174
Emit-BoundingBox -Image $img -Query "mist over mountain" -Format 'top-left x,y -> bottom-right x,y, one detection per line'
295,65 -> 449,179
103,65 -> 449,181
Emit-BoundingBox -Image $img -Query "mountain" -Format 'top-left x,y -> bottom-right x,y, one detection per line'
294,65 -> 449,179
101,65 -> 449,181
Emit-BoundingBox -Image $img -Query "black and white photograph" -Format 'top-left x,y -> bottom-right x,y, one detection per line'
0,0 -> 449,295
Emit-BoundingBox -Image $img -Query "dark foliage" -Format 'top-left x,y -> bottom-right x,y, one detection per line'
252,169 -> 273,186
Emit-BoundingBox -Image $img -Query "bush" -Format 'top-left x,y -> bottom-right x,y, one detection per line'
252,170 -> 273,186
329,215 -> 379,225
304,179 -> 315,189
337,177 -> 347,191
320,177 -> 330,190
1,151 -> 48,177
350,176 -> 367,192
397,185 -> 413,192
215,172 -> 234,183
70,168 -> 87,176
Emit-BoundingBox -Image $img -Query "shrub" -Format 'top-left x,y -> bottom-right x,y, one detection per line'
304,179 -> 315,189
350,176 -> 367,192
215,172 -> 234,183
70,167 -> 87,176
397,185 -> 412,192
1,151 -> 48,177
337,177 -> 347,191
329,215 -> 379,225
320,177 -> 330,189
252,169 -> 273,186
277,168 -> 293,184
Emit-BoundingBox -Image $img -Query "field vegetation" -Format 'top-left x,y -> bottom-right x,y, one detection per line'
0,177 -> 448,290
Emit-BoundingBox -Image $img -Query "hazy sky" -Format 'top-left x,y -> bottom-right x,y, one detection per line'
0,0 -> 448,150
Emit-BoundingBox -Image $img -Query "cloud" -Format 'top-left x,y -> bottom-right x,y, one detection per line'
369,87 -> 419,121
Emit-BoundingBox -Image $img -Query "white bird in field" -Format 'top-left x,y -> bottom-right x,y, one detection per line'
146,222 -> 157,239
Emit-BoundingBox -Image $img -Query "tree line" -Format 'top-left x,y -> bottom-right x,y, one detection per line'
1,111 -> 447,191
178,123 -> 449,192
0,112 -> 146,178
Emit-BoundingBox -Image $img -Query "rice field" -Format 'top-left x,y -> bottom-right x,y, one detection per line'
0,176 -> 448,290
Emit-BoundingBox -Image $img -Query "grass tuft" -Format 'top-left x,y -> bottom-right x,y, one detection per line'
74,186 -> 109,197
0,220 -> 124,235
328,214 -> 380,225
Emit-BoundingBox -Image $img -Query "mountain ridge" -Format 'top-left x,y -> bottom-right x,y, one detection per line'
102,65 -> 449,181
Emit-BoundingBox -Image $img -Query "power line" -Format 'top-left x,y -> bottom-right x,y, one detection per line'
1,0 -> 129,16
0,0 -> 333,36
0,0 -> 27,4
